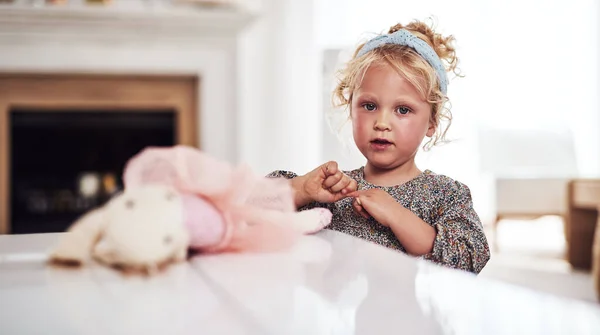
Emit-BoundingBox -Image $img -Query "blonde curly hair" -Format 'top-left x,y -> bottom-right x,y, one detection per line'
333,20 -> 461,150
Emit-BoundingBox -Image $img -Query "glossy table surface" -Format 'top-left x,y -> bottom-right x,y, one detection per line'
1,230 -> 600,334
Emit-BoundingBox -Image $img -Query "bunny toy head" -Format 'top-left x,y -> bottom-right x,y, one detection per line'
49,185 -> 193,274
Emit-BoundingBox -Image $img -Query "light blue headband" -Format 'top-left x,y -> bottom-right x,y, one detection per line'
357,29 -> 448,95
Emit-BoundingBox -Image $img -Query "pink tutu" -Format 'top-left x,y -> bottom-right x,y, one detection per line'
122,145 -> 332,253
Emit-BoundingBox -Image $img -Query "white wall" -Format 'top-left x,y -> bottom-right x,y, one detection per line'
237,0 -> 322,176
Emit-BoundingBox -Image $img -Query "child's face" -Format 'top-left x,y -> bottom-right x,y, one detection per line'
350,63 -> 434,170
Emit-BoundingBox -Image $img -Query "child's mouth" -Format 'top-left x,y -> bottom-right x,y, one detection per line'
370,138 -> 393,149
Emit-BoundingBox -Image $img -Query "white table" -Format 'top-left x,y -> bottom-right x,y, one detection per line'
1,230 -> 600,335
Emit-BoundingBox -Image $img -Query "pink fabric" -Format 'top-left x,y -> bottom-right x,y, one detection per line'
122,145 -> 330,253
181,194 -> 225,249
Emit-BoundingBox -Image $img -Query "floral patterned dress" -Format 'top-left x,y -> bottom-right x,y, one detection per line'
267,167 -> 490,274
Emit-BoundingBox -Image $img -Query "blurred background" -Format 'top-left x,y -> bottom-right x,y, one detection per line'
0,0 -> 599,302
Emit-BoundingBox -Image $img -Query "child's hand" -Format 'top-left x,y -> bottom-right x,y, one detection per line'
292,161 -> 357,207
348,189 -> 401,227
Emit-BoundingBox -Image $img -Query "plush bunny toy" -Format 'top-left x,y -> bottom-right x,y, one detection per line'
49,146 -> 332,274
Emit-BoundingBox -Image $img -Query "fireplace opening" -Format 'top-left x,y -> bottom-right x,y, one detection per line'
10,109 -> 176,234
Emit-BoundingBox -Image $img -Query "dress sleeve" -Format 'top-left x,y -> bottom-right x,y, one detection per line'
265,170 -> 331,212
266,170 -> 299,180
421,181 -> 491,274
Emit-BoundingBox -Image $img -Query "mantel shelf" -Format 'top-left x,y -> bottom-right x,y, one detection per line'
0,4 -> 256,40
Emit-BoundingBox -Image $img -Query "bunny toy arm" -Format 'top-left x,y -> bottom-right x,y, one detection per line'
49,208 -> 106,266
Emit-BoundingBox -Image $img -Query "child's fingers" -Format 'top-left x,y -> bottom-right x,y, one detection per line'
330,175 -> 352,193
323,161 -> 338,176
322,171 -> 344,189
351,196 -> 361,213
352,197 -> 370,219
342,179 -> 358,195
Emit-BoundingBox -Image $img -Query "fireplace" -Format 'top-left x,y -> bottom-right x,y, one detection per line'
0,74 -> 199,234
0,4 -> 253,234
10,109 -> 176,234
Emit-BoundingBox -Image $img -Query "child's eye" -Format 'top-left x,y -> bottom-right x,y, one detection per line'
362,103 -> 376,111
396,106 -> 411,115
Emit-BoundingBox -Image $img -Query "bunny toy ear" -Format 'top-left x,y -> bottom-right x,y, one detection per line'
48,208 -> 106,266
123,146 -> 235,193
122,147 -> 182,190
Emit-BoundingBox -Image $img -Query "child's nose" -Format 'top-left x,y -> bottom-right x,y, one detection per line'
374,111 -> 392,131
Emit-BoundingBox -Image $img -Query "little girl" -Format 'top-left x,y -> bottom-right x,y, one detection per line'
268,20 -> 490,274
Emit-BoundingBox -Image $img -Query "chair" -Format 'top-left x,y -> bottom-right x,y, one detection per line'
477,126 -> 579,250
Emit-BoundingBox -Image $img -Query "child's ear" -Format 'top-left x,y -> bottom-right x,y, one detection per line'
426,119 -> 436,137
